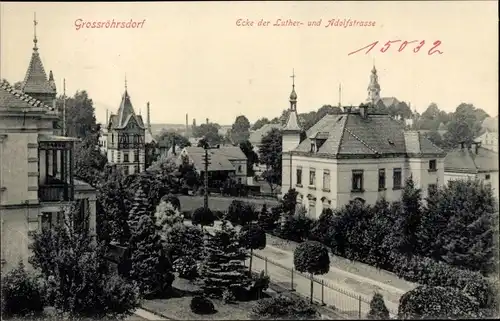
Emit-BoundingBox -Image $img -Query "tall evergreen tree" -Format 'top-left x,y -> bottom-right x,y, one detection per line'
394,177 -> 422,255
127,188 -> 151,233
154,200 -> 184,235
200,221 -> 250,298
127,215 -> 175,298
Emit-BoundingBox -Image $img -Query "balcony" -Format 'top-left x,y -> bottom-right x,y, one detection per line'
38,134 -> 78,202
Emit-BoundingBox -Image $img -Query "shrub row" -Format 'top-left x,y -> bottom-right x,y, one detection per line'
252,294 -> 319,319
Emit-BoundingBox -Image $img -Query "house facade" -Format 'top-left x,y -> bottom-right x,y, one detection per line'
281,67 -> 446,219
106,89 -> 156,175
475,130 -> 498,152
0,24 -> 96,271
444,142 -> 498,199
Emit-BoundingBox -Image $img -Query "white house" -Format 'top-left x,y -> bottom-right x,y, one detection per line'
281,67 -> 447,219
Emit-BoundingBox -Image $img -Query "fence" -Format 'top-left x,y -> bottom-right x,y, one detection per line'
245,252 -> 398,319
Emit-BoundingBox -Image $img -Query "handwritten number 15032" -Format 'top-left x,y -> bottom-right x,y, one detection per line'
348,40 -> 443,56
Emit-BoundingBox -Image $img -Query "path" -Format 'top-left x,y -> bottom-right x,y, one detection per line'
186,220 -> 418,317
131,308 -> 169,320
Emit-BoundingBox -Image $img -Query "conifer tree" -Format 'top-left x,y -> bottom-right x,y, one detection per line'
127,188 -> 151,234
127,214 -> 175,298
200,221 -> 250,298
367,292 -> 390,319
154,200 -> 184,235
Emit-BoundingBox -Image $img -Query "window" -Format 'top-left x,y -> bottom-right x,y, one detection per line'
296,168 -> 302,186
117,152 -> 121,163
238,165 -> 242,173
393,168 -> 402,189
485,174 -> 491,180
123,166 -> 129,176
378,169 -> 386,190
308,200 -> 316,217
111,134 -> 114,144
134,165 -> 139,173
309,169 -> 316,187
134,152 -> 139,162
124,152 -> 129,163
352,170 -> 364,192
428,184 -> 437,196
323,170 -> 330,191
429,159 -> 437,171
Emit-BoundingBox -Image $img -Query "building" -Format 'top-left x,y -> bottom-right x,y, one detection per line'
444,142 -> 498,198
281,67 -> 446,219
0,20 -> 96,271
105,85 -> 155,175
475,129 -> 498,152
179,146 -> 248,185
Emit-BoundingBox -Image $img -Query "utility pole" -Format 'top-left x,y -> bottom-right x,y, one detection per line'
203,145 -> 210,211
63,79 -> 66,136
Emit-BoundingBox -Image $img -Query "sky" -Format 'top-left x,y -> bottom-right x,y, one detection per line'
0,1 -> 498,125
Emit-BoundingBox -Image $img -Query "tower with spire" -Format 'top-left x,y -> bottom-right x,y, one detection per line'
282,69 -> 302,153
21,13 -> 57,109
106,77 -> 151,175
366,65 -> 381,105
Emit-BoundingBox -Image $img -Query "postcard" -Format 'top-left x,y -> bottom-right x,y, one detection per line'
0,1 -> 498,320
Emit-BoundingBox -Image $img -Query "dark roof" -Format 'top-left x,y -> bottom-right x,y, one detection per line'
380,97 -> 400,108
184,147 -> 236,172
444,146 -> 498,173
21,51 -> 56,95
0,81 -> 55,111
217,146 -> 247,160
109,90 -> 145,130
293,111 -> 445,158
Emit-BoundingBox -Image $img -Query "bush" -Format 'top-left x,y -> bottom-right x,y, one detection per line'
367,292 -> 390,319
162,194 -> 181,211
213,210 -> 225,220
222,289 -> 236,304
390,253 -> 496,309
398,285 -> 483,319
190,295 -> 216,315
166,223 -> 204,261
253,294 -> 319,319
192,207 -> 215,227
294,241 -> 330,276
258,204 -> 281,231
173,257 -> 199,280
279,215 -> 314,242
1,261 -> 45,317
226,200 -> 257,226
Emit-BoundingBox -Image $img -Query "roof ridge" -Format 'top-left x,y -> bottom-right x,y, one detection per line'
418,130 -> 443,153
0,80 -> 55,111
343,119 -> 379,154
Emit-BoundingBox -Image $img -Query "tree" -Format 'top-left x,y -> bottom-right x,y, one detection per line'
226,200 -> 257,226
230,115 -> 251,145
154,200 -> 184,235
29,203 -> 140,319
443,103 -> 490,148
1,261 -> 45,318
58,90 -> 97,138
239,140 -> 259,177
73,129 -> 108,187
165,223 -> 204,262
293,241 -> 330,303
259,128 -> 282,193
398,286 -> 482,319
418,180 -> 498,274
126,170 -> 170,215
281,188 -> 298,215
252,117 -> 270,131
192,207 -> 215,229
97,169 -> 131,245
367,292 -> 390,319
193,123 -> 223,145
239,223 -> 267,274
200,221 -> 250,298
157,130 -> 191,151
394,177 -> 422,255
127,214 -> 175,298
425,130 -> 444,148
127,188 -> 151,234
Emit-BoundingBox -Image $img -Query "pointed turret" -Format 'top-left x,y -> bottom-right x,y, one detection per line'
282,69 -> 302,153
22,14 -> 56,101
366,65 -> 381,105
116,77 -> 140,128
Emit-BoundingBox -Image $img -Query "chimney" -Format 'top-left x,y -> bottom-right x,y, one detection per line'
206,118 -> 209,125
473,142 -> 481,154
185,113 -> 189,137
147,102 -> 151,131
359,104 -> 368,118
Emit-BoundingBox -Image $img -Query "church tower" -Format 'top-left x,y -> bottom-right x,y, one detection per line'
21,13 -> 57,110
366,65 -> 381,105
282,69 -> 302,153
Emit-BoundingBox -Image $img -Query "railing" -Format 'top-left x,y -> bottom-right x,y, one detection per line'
245,252 -> 398,319
39,184 -> 72,202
